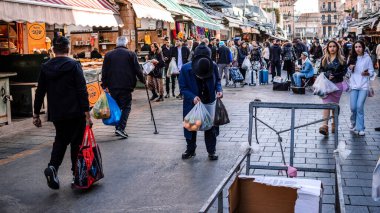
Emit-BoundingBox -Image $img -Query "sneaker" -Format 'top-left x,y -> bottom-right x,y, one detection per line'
115,129 -> 128,138
155,96 -> 164,102
358,131 -> 365,136
164,94 -> 170,98
176,94 -> 183,100
44,166 -> 60,190
349,124 -> 355,131
182,150 -> 196,159
208,153 -> 219,161
249,83 -> 256,86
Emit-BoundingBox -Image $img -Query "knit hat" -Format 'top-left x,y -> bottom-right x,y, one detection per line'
301,52 -> 308,57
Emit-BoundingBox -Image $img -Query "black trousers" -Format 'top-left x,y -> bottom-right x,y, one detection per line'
165,74 -> 176,95
50,116 -> 86,174
186,126 -> 219,154
271,61 -> 282,78
239,67 -> 246,80
110,89 -> 132,131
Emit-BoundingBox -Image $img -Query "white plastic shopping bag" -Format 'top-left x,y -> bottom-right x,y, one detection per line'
313,73 -> 339,98
183,102 -> 213,132
242,57 -> 251,70
168,57 -> 179,76
142,61 -> 155,75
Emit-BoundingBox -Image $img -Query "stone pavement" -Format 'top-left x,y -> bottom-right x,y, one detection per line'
0,72 -> 379,212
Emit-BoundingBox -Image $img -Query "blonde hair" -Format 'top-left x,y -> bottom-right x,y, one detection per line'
321,40 -> 345,67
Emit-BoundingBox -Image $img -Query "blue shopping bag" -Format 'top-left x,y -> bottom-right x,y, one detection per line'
102,93 -> 121,126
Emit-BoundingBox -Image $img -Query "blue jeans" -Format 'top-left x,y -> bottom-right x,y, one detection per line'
350,89 -> 368,131
293,72 -> 306,87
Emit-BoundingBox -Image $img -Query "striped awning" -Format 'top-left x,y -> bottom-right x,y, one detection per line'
128,0 -> 174,23
180,5 -> 220,30
0,0 -> 123,27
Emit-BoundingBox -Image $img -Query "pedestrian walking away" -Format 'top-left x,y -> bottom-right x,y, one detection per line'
270,39 -> 282,81
318,40 -> 347,136
238,42 -> 249,83
282,41 -> 297,83
217,41 -> 232,86
179,43 -> 223,160
33,36 -> 92,190
101,36 -> 145,139
347,40 -> 375,136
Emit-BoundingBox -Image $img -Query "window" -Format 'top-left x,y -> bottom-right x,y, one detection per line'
323,2 -> 325,8
328,2 -> 331,11
334,2 -> 336,8
322,15 -> 325,20
328,14 -> 331,23
323,27 -> 326,35
334,15 -> 337,19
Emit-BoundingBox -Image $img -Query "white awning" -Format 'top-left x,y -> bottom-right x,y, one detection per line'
0,0 -> 123,27
129,0 -> 174,23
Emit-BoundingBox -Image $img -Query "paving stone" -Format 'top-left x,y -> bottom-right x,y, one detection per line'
349,196 -> 380,206
346,205 -> 370,213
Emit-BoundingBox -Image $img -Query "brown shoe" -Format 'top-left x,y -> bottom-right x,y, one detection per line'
319,125 -> 329,136
331,123 -> 335,133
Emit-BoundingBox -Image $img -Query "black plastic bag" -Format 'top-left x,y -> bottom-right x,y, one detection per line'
214,98 -> 230,126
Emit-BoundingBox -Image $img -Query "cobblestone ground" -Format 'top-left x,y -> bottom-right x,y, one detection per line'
0,71 -> 379,212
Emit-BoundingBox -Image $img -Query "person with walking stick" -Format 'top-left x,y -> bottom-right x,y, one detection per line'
101,36 -> 145,138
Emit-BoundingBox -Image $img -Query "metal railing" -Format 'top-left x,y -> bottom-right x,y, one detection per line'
199,101 -> 346,213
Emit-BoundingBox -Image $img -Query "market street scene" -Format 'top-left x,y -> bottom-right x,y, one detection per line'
1,0 -> 380,212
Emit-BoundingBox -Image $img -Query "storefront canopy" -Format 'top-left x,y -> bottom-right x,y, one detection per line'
155,0 -> 190,17
224,17 -> 243,28
128,0 -> 174,23
180,5 -> 220,30
0,0 -> 123,27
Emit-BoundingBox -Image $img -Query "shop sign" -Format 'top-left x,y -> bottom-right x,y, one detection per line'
140,19 -> 156,30
27,23 -> 46,53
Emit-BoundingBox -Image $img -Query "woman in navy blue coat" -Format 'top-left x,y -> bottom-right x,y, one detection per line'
179,43 -> 223,160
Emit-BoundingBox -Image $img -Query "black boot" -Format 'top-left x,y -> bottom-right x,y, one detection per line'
182,150 -> 196,159
155,95 -> 164,102
150,92 -> 158,101
208,153 -> 219,161
164,93 -> 170,98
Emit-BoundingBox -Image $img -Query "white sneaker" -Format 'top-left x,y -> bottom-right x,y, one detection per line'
358,131 -> 365,136
349,124 -> 355,131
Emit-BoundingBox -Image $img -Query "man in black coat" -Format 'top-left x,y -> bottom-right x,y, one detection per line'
310,40 -> 323,61
170,39 -> 190,99
161,37 -> 173,98
102,36 -> 145,138
269,39 -> 282,80
33,36 -> 92,190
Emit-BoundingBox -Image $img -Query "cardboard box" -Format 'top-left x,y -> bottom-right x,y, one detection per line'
229,175 -> 323,213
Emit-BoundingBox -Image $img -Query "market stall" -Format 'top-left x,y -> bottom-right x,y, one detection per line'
0,0 -> 122,123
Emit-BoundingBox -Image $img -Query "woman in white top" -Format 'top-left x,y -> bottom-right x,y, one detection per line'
262,42 -> 270,69
347,40 -> 375,136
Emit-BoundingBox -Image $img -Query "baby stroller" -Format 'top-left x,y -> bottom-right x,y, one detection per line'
229,67 -> 245,88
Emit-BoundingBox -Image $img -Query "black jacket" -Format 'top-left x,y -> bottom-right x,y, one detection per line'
161,44 -> 171,69
250,46 -> 262,62
171,46 -> 190,66
282,43 -> 297,61
310,44 -> 323,59
270,44 -> 282,62
34,57 -> 89,122
208,44 -> 218,62
217,45 -> 232,64
101,46 -> 144,91
91,50 -> 102,59
294,42 -> 308,58
147,52 -> 165,78
319,57 -> 347,83
238,47 -> 249,65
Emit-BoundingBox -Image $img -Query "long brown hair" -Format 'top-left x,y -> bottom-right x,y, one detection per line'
347,40 -> 366,65
321,40 -> 345,67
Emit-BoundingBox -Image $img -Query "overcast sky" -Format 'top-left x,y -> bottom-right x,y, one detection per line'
295,0 -> 319,13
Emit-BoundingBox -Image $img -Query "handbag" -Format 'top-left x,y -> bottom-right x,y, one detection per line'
73,126 -> 104,189
368,77 -> 374,97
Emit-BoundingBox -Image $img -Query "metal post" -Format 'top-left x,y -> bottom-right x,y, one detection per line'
289,108 -> 295,166
218,191 -> 223,213
334,106 -> 339,148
